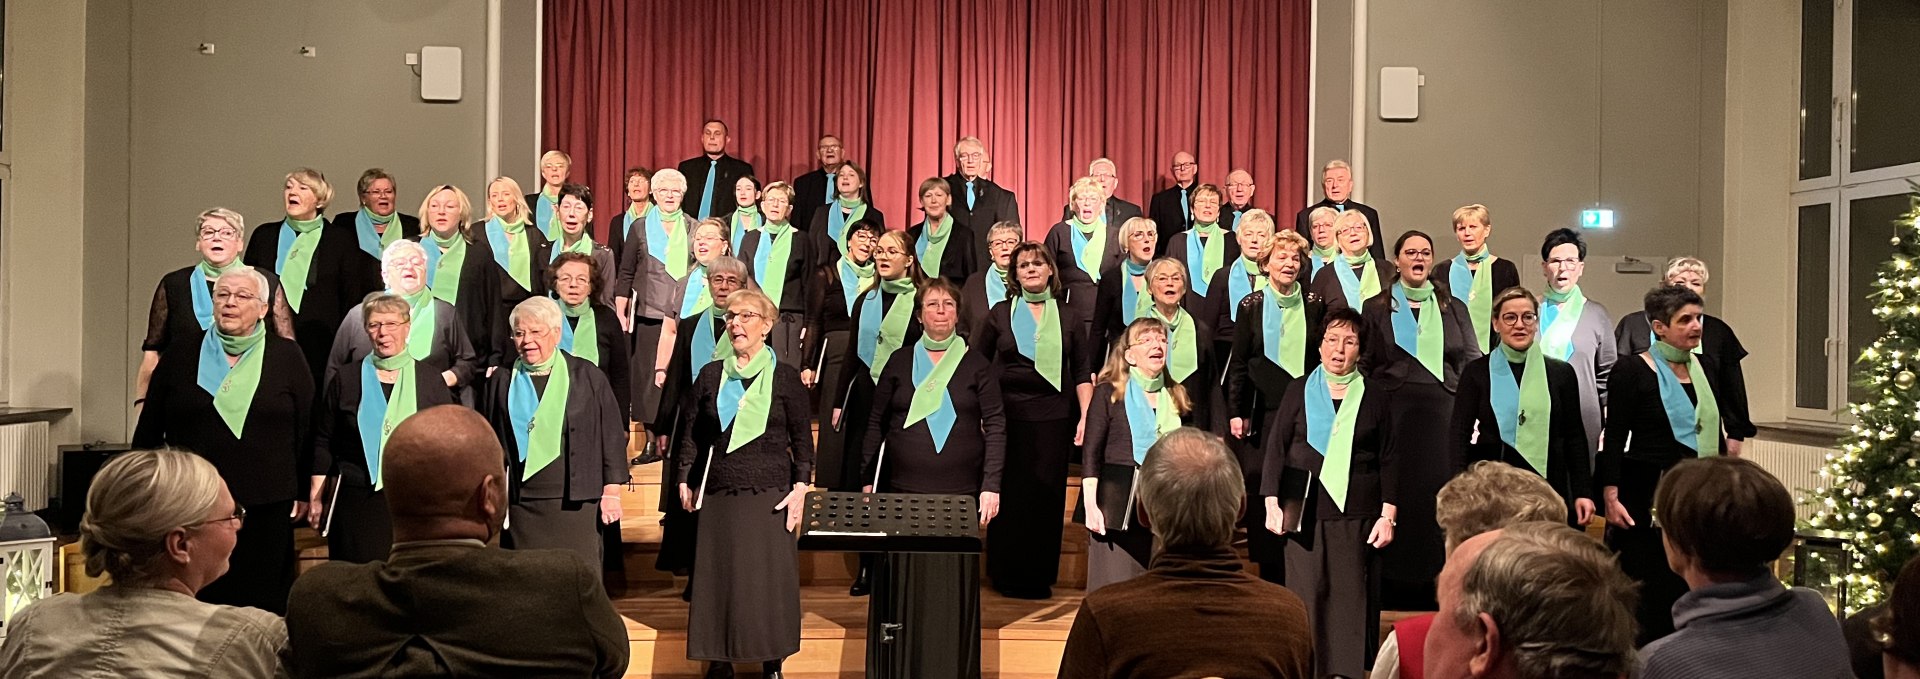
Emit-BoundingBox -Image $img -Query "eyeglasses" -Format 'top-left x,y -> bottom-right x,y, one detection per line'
1128,231 -> 1156,242
387,256 -> 427,268
510,327 -> 553,340
708,274 -> 744,287
185,505 -> 247,530
362,188 -> 396,197
1546,258 -> 1583,269
1399,248 -> 1434,259
213,290 -> 260,303
989,238 -> 1021,248
1171,161 -> 1197,170
655,188 -> 685,196
1226,181 -> 1254,189
724,311 -> 767,326
1149,273 -> 1183,283
820,143 -> 844,151
554,274 -> 594,287
198,227 -> 241,241
957,151 -> 986,161
367,320 -> 411,333
1498,312 -> 1540,325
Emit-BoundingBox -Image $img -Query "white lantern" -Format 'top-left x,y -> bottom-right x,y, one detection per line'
0,493 -> 54,641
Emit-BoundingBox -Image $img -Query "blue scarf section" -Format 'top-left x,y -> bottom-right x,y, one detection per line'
854,288 -> 889,369
1122,377 -> 1164,464
1120,260 -> 1147,324
679,266 -> 710,318
1226,261 -> 1260,321
1653,354 -> 1705,452
1487,351 -> 1523,449
913,348 -> 958,452
354,210 -> 389,259
689,310 -> 724,376
1304,368 -> 1338,454
1333,259 -> 1368,308
534,193 -> 559,239
1447,252 -> 1476,304
1185,231 -> 1214,296
984,266 -> 1009,311
505,366 -> 544,464
1066,215 -> 1106,283
355,358 -> 400,484
189,272 -> 217,330
484,217 -> 513,276
840,260 -> 868,309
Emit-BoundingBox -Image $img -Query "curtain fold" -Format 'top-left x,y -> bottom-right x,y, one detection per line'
543,0 -> 1310,241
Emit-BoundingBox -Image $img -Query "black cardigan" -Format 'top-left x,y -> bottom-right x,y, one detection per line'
143,266 -> 294,354
1448,354 -> 1594,506
481,353 -> 631,503
1226,290 -> 1327,427
313,360 -> 457,487
1613,311 -> 1755,440
133,335 -> 315,507
1357,285 -> 1482,392
907,219 -> 979,285
1429,256 -> 1523,351
1081,381 -> 1195,473
971,297 -> 1094,422
1262,379 -> 1398,521
675,360 -> 814,493
245,218 -> 381,381
1595,353 -> 1732,490
735,227 -> 815,315
859,347 -> 1006,495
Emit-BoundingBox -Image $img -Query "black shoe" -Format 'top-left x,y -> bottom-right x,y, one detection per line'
762,660 -> 784,679
849,567 -> 872,597
704,662 -> 734,678
633,450 -> 663,465
680,581 -> 693,602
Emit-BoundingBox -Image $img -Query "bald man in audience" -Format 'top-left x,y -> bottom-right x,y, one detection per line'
1424,522 -> 1637,679
1061,157 -> 1143,226
284,406 -> 629,678
1148,151 -> 1201,252
1224,169 -> 1258,230
1059,428 -> 1313,679
1295,160 -> 1385,261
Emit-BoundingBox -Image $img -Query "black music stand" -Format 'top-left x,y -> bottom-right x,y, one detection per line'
799,491 -> 982,679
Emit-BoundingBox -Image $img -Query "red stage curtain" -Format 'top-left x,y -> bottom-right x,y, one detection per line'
542,0 -> 1310,241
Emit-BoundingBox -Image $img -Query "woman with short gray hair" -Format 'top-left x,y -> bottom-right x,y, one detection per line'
134,266 -> 316,615
323,239 -> 480,403
1611,256 -> 1753,454
139,208 -> 295,413
960,221 -> 1024,337
0,450 -> 287,677
481,296 -> 631,575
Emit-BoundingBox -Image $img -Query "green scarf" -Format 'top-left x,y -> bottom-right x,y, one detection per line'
564,299 -> 599,365
758,220 -> 796,307
720,348 -> 776,453
365,207 -> 403,249
1148,305 -> 1199,382
1192,221 -> 1227,286
627,201 -> 649,221
919,214 -> 954,279
1397,282 -> 1446,379
874,277 -> 918,380
1072,215 -> 1108,281
1269,282 -> 1307,377
428,231 -> 467,305
541,187 -> 562,236
556,233 -> 594,258
1316,367 -> 1366,511
366,352 -> 418,490
1492,343 -> 1552,476
1016,288 -> 1064,390
904,334 -> 968,430
1130,367 -> 1183,440
1459,250 -> 1496,353
513,350 -> 569,480
206,322 -> 267,437
659,209 -> 691,280
498,217 -> 533,290
1652,341 -> 1722,458
396,287 -> 438,361
1540,285 -> 1587,360
278,216 -> 326,312
196,257 -> 243,281
733,205 -> 761,234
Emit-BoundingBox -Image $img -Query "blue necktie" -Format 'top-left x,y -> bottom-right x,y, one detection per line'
1232,208 -> 1242,230
825,174 -> 836,204
966,180 -> 976,210
698,159 -> 717,219
1179,189 -> 1189,225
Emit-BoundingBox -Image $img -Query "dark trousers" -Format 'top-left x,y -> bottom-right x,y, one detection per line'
987,417 -> 1073,594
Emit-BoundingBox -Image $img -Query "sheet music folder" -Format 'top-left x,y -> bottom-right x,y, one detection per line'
796,491 -> 982,554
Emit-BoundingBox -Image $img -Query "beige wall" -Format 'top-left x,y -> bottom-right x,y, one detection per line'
1348,0 -> 1728,318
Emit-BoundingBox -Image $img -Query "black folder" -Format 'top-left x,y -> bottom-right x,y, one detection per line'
1072,463 -> 1139,531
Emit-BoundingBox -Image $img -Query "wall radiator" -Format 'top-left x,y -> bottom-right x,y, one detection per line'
1746,437 -> 1837,524
0,423 -> 54,511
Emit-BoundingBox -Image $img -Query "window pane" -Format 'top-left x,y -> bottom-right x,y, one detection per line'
1801,0 -> 1833,181
1798,204 -> 1832,411
1847,194 -> 1910,405
1851,0 -> 1920,173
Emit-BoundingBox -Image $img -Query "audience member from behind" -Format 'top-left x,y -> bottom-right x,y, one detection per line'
1058,428 -> 1313,679
1426,522 -> 1636,679
1637,457 -> 1849,678
0,450 -> 286,678
1880,555 -> 1920,679
284,405 -> 628,678
1371,461 -> 1568,679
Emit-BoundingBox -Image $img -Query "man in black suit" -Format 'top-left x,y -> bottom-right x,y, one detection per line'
284,406 -> 629,679
1062,157 -> 1144,225
1148,151 -> 1200,253
1294,160 -> 1384,261
1224,168 -> 1258,231
678,119 -> 755,221
945,135 -> 1023,262
791,134 -> 844,230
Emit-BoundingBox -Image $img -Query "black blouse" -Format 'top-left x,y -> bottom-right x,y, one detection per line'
480,353 -> 631,503
1261,381 -> 1398,521
960,268 -> 1012,340
313,360 -> 457,488
1595,353 -> 1732,489
468,227 -> 552,363
143,266 -> 295,354
1357,285 -> 1482,392
906,220 -> 979,286
971,296 -> 1095,422
1081,381 -> 1195,473
1448,354 -> 1594,504
859,347 -> 1006,495
676,360 -> 815,494
803,262 -> 864,371
132,335 -> 315,507
1200,261 -> 1271,347
1307,259 -> 1393,314
244,219 -> 381,380
1226,290 -> 1327,424
1613,311 -> 1754,440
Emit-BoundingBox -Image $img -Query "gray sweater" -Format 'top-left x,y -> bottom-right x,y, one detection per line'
1638,575 -> 1851,679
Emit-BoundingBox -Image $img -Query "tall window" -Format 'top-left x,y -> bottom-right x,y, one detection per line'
1794,0 -> 1920,421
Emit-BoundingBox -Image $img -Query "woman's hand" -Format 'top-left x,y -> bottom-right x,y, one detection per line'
801,369 -> 816,388
303,476 -> 326,526
442,370 -> 459,388
1230,418 -> 1246,439
1264,498 -> 1287,536
653,368 -> 667,388
775,483 -> 809,532
1074,416 -> 1087,446
1367,517 -> 1395,548
1083,500 -> 1106,535
485,366 -> 498,379
832,408 -> 843,428
600,485 -> 625,525
979,491 -> 1000,527
1603,486 -> 1634,528
655,435 -> 669,457
679,483 -> 695,512
1727,438 -> 1744,457
1574,497 -> 1597,526
615,301 -> 632,333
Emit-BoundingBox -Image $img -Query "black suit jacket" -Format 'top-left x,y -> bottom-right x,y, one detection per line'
792,168 -> 837,229
1294,198 -> 1385,262
285,542 -> 629,678
678,153 -> 755,220
944,173 -> 1023,260
1148,183 -> 1199,252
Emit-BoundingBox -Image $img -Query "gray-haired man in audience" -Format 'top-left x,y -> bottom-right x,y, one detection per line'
1425,521 -> 1637,679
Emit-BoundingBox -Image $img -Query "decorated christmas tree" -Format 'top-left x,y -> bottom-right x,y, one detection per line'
1809,188 -> 1920,613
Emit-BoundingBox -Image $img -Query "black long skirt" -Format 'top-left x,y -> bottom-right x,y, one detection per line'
1286,517 -> 1380,679
810,330 -> 859,490
630,317 -> 666,425
1607,456 -> 1690,646
326,479 -> 391,564
506,497 -> 605,578
869,552 -> 982,679
1241,405 -> 1288,578
1379,381 -> 1452,610
687,488 -> 801,663
200,499 -> 295,615
987,417 -> 1074,595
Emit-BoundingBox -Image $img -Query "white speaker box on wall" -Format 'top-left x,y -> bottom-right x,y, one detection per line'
420,46 -> 462,102
1379,66 -> 1420,121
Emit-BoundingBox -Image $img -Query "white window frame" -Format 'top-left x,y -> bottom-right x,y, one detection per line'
1790,192 -> 1839,422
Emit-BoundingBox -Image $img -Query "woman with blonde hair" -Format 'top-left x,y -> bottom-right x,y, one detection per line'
1080,317 -> 1192,592
477,176 -> 551,368
1045,177 -> 1121,306
1308,209 -> 1389,312
414,184 -> 506,375
0,451 -> 286,676
138,208 -> 295,413
526,149 -> 573,240
245,168 -> 378,382
1092,217 -> 1160,349
1429,204 -> 1520,353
